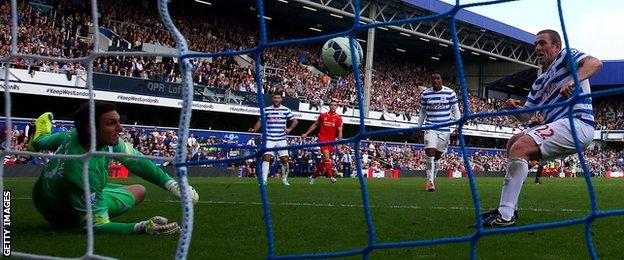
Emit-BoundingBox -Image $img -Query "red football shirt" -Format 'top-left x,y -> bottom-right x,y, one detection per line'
317,112 -> 343,141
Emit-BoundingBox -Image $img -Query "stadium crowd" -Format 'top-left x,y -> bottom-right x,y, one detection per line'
594,98 -> 624,131
2,1 -> 622,131
3,122 -> 623,179
2,0 -> 622,174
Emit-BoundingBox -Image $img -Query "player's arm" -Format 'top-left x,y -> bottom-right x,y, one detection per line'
417,106 -> 426,128
450,93 -> 461,122
336,118 -> 344,149
560,55 -> 603,97
112,139 -> 173,187
302,117 -> 320,138
111,139 -> 199,203
504,99 -> 532,122
337,126 -> 343,141
416,95 -> 427,128
451,103 -> 461,121
286,118 -> 298,134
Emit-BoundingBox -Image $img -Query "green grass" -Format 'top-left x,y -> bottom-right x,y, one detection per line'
5,177 -> 624,259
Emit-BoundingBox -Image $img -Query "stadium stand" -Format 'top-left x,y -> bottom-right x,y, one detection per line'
3,0 -> 622,132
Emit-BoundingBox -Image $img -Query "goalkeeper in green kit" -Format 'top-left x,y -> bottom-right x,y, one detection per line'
29,102 -> 199,234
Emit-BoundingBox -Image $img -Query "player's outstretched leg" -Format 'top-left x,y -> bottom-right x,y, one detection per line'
483,133 -> 536,228
27,112 -> 54,151
481,158 -> 528,227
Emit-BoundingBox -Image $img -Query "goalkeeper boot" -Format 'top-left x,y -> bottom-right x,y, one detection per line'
424,181 -> 435,192
282,178 -> 290,186
482,209 -> 517,228
27,112 -> 53,151
309,176 -> 315,185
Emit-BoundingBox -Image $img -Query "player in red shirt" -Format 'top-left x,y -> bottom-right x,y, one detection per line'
302,100 -> 343,184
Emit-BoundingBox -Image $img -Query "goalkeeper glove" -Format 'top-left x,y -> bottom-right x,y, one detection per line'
133,216 -> 180,235
165,180 -> 199,204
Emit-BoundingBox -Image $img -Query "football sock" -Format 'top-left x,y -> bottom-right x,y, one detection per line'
262,161 -> 270,185
426,156 -> 435,183
281,162 -> 289,180
433,159 -> 440,182
324,161 -> 333,178
498,158 -> 529,221
312,163 -> 323,178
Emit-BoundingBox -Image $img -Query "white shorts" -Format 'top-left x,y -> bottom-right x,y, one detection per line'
424,130 -> 450,153
264,140 -> 289,158
525,118 -> 594,160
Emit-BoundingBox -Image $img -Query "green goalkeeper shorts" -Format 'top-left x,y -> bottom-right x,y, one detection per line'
33,181 -> 137,227
103,183 -> 137,218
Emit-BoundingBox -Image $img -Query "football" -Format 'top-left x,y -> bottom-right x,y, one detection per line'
321,36 -> 364,77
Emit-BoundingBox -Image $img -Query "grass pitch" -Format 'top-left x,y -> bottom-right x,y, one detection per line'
5,177 -> 624,259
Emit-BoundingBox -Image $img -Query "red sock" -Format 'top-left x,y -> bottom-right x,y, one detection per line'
324,161 -> 333,178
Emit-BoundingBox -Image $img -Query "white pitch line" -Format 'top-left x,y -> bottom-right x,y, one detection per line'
13,197 -> 587,213
197,200 -> 588,213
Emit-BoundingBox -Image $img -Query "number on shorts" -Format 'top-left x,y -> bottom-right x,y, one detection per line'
534,125 -> 554,140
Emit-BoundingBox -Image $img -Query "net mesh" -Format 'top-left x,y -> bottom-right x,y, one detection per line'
2,0 -> 623,259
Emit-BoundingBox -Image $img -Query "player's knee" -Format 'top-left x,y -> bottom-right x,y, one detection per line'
126,184 -> 146,205
506,133 -> 524,153
508,136 -> 540,160
424,148 -> 437,157
435,151 -> 443,160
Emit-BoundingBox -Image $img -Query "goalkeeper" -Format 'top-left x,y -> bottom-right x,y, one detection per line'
29,102 -> 199,234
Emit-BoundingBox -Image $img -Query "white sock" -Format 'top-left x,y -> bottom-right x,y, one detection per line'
262,161 -> 270,185
498,158 -> 529,221
281,163 -> 288,180
433,159 -> 440,182
425,156 -> 435,183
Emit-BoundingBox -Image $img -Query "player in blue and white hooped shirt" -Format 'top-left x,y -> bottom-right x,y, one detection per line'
417,73 -> 461,192
481,30 -> 603,227
249,92 -> 298,186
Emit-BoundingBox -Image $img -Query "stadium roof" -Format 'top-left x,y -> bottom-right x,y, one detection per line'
590,60 -> 624,86
239,0 -> 538,67
403,0 -> 535,44
205,0 -> 508,64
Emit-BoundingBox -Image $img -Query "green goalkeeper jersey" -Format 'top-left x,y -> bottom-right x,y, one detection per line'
32,130 -> 174,234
